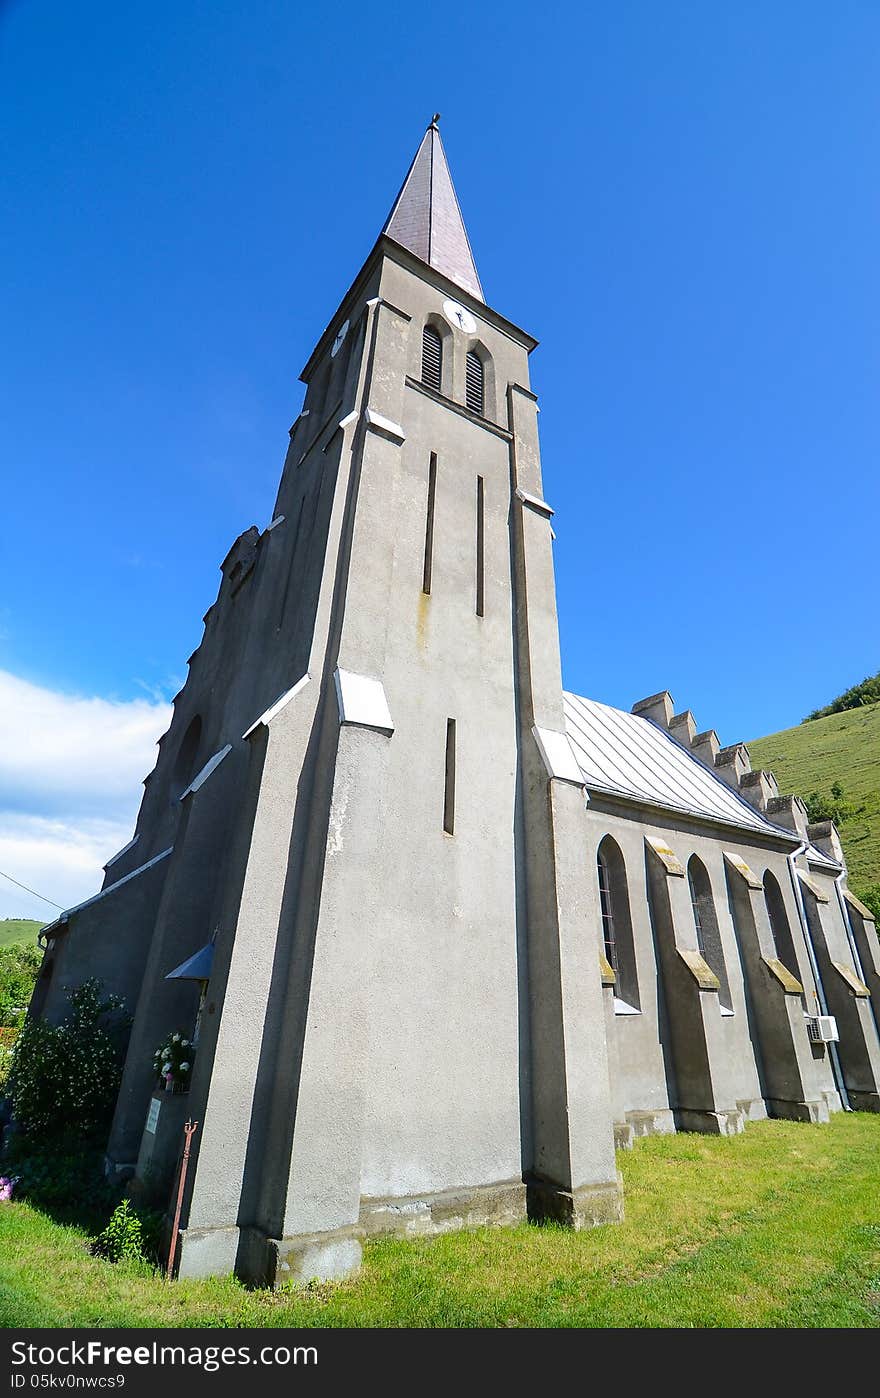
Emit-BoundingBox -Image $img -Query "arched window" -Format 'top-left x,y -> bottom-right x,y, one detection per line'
171,714 -> 202,801
421,325 -> 442,392
465,350 -> 484,414
763,870 -> 801,986
687,856 -> 733,1012
597,837 -> 640,1011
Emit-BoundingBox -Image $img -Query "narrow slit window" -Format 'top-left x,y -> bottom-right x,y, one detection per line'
597,849 -> 618,978
422,326 -> 442,392
763,870 -> 803,995
597,837 -> 640,1010
443,718 -> 456,835
688,856 -> 733,1011
423,453 -> 437,594
475,475 -> 485,617
465,350 -> 484,414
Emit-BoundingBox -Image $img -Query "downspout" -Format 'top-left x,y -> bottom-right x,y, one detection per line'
787,843 -> 850,1110
834,870 -> 879,1039
834,871 -> 868,982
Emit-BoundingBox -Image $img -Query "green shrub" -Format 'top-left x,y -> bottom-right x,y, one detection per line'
853,882 -> 880,927
91,1200 -> 148,1265
805,670 -> 880,721
0,1139 -> 119,1222
0,943 -> 41,1029
0,1027 -> 18,1093
6,979 -> 127,1139
803,782 -> 862,827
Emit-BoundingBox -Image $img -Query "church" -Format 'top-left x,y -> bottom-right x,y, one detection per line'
29,121 -> 880,1286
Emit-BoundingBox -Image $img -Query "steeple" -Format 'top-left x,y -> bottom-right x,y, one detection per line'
382,117 -> 484,303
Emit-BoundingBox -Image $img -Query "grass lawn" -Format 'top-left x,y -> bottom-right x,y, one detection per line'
748,703 -> 880,894
1,1114 -> 879,1327
0,920 -> 43,950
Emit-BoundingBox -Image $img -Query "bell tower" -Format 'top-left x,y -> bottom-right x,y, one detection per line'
125,119 -> 622,1283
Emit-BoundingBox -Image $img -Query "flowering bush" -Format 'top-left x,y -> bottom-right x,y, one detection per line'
152,1032 -> 193,1092
0,1175 -> 14,1202
6,979 -> 127,1138
0,1028 -> 18,1093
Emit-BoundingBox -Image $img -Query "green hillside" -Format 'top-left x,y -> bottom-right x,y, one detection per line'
0,919 -> 43,950
748,703 -> 880,903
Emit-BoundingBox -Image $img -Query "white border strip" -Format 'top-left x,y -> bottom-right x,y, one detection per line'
179,744 -> 233,800
42,846 -> 175,934
242,674 -> 311,740
103,833 -> 140,871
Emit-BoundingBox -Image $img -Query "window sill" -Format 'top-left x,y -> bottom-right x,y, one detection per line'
405,376 -> 511,440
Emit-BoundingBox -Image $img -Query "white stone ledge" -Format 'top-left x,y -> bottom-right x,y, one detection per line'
179,744 -> 233,800
334,669 -> 394,735
516,487 -> 554,518
364,407 -> 406,445
532,726 -> 584,785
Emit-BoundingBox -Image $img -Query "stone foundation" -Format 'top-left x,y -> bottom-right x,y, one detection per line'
846,1089 -> 880,1112
626,1108 -> 676,1140
265,1230 -> 363,1288
182,1178 -> 534,1287
764,1096 -> 830,1124
526,1177 -> 624,1229
674,1108 -> 745,1136
359,1178 -> 526,1237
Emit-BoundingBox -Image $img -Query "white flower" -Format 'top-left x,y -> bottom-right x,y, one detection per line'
162,1062 -> 172,1075
181,1039 -> 189,1047
172,1033 -> 180,1042
180,1062 -> 190,1072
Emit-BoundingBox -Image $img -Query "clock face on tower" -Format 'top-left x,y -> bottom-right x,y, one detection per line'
331,320 -> 350,357
442,299 -> 476,335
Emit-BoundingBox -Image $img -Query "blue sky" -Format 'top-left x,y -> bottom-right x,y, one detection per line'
1,2 -> 878,915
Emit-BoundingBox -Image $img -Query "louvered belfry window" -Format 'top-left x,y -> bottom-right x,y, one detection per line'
465,351 -> 484,414
421,325 -> 442,392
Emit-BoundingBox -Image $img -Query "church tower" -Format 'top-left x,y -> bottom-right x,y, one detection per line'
40,121 -> 622,1283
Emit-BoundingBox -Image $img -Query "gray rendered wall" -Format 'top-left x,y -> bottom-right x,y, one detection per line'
582,801 -> 839,1130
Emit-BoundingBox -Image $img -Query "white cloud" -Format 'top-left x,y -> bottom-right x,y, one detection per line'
0,670 -> 171,921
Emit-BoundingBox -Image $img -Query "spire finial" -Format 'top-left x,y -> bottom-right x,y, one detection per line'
431,112 -> 441,128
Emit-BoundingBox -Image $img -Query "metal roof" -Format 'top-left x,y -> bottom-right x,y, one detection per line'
805,842 -> 842,871
383,121 -> 484,302
563,692 -> 797,840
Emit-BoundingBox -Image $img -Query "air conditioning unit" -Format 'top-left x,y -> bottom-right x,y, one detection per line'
806,1015 -> 839,1044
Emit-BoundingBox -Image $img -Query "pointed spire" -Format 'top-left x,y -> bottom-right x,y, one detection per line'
382,118 -> 484,303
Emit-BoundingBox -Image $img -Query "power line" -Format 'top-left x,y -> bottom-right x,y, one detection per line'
0,869 -> 64,911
